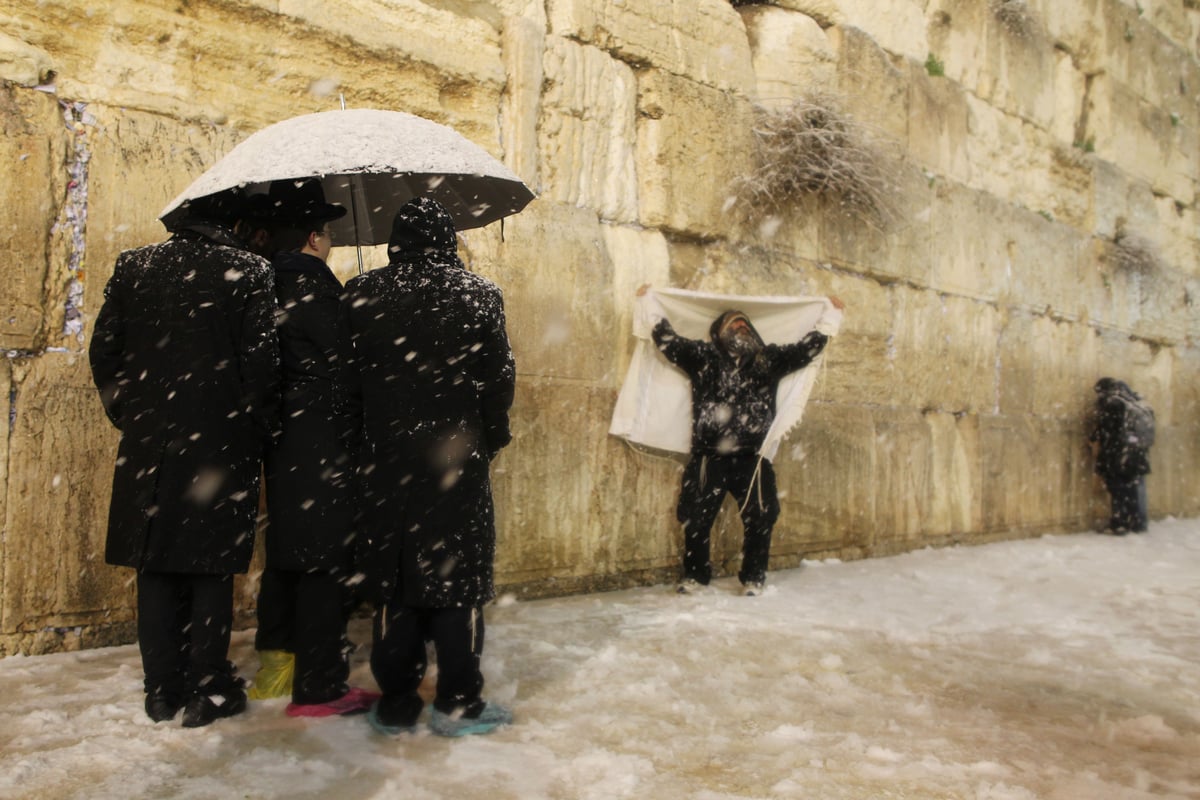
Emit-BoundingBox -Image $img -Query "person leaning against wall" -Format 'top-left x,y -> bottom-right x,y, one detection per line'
88,188 -> 281,728
248,178 -> 380,718
1089,377 -> 1153,535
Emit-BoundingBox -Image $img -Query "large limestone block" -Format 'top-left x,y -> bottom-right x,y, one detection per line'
889,287 -> 1000,414
870,407 -> 936,549
977,11 -> 1057,129
1004,206 -> 1094,318
806,276 -> 895,408
772,403 -> 875,560
636,71 -> 757,238
479,202 -> 617,383
0,83 -> 68,352
1088,76 -> 1197,204
1,354 -> 129,641
0,30 -> 53,87
997,312 -> 1103,418
927,183 -> 1013,302
925,0 -> 990,96
906,60 -> 971,185
829,0 -> 928,63
501,15 -> 545,191
828,26 -> 909,143
740,6 -> 837,107
492,378 -> 681,588
277,0 -> 504,85
980,414 -> 1059,534
539,39 -> 638,224
3,1 -> 502,140
925,411 -> 983,538
819,163 -> 935,287
546,0 -> 756,94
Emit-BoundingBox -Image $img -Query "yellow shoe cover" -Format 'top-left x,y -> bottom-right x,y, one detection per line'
247,650 -> 295,700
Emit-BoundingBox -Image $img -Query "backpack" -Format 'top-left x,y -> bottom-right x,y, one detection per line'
1116,391 -> 1155,449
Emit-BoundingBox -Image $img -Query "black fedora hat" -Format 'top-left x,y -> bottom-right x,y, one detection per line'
267,178 -> 347,227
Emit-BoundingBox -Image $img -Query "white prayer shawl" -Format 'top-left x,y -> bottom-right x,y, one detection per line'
609,288 -> 842,462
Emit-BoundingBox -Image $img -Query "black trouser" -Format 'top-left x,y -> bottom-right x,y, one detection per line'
137,571 -> 239,701
370,604 -> 484,725
1105,474 -> 1149,533
255,567 -> 351,704
677,453 -> 780,586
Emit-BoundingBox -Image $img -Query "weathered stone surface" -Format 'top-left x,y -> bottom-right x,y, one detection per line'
1,354 -> 128,639
927,183 -> 1013,302
540,38 -> 638,223
492,377 -> 681,585
476,201 -> 616,382
501,15 -> 545,191
771,0 -> 844,27
546,0 -> 756,94
740,6 -> 837,107
906,59 -> 972,185
831,0 -> 928,63
772,403 -> 875,561
829,26 -> 910,143
889,287 -> 1000,414
279,0 -> 504,83
1088,75 -> 1197,204
0,83 -> 67,351
636,71 -> 757,238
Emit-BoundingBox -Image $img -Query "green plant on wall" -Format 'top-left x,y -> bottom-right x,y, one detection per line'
925,53 -> 945,77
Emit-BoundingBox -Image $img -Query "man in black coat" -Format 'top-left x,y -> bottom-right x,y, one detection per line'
89,189 -> 281,727
1090,377 -> 1152,534
251,179 -> 379,717
650,298 -> 843,596
342,197 -> 515,737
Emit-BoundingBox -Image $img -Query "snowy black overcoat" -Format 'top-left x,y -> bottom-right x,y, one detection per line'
652,314 -> 828,456
264,251 -> 360,572
342,198 -> 515,608
89,224 -> 280,574
1090,381 -> 1151,481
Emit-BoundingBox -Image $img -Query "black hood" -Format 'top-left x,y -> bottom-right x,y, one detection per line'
388,197 -> 458,261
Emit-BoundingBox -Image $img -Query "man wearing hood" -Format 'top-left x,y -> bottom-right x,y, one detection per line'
342,197 -> 516,737
650,298 -> 844,595
249,179 -> 379,717
1089,378 -> 1153,534
89,188 -> 281,727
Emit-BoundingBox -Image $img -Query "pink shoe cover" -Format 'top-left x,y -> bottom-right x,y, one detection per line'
286,687 -> 382,718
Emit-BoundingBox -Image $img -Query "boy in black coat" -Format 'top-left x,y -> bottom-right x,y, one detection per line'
648,294 -> 843,595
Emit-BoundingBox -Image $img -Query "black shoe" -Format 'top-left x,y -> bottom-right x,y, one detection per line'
145,692 -> 182,723
181,689 -> 247,728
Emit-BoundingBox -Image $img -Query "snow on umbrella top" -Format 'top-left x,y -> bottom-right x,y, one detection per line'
158,109 -> 535,245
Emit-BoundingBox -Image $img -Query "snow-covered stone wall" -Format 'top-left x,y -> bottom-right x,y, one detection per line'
0,0 -> 1196,654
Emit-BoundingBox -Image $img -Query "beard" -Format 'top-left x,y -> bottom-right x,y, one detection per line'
720,326 -> 762,358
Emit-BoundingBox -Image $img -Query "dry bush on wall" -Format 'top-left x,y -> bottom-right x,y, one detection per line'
730,92 -> 902,231
989,0 -> 1040,39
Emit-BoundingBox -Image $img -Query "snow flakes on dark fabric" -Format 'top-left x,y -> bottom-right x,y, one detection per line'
343,198 -> 515,608
89,224 -> 281,574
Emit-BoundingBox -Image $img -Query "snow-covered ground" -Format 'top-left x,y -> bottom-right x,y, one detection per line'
2,518 -> 1198,800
